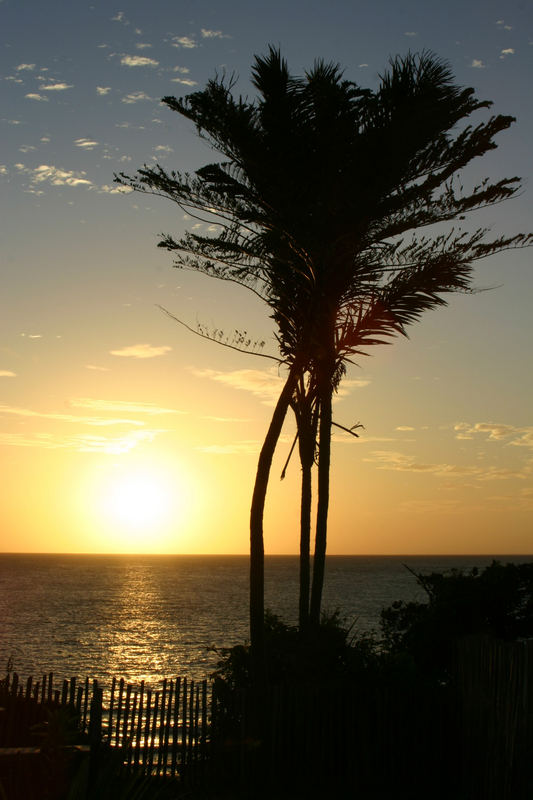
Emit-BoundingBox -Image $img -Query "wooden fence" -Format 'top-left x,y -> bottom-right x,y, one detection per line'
1,635 -> 533,797
454,635 -> 533,800
0,672 -> 209,778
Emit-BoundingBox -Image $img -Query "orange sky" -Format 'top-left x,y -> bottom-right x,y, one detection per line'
1,0 -> 532,555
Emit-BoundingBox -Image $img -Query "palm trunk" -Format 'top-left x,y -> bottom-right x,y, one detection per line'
309,385 -> 332,628
249,360 -> 301,681
297,419 -> 314,632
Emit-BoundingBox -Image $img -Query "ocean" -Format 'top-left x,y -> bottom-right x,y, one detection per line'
1,553 -> 530,685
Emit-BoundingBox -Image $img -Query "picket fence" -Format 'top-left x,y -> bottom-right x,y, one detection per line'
0,671 -> 209,777
1,635 -> 533,797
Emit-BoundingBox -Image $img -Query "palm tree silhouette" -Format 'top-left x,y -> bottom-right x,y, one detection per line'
117,48 -> 531,668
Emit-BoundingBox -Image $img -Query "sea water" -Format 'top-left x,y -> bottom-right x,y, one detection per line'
0,553 -> 530,684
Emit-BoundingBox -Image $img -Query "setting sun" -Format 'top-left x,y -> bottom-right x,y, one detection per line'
101,470 -> 174,532
69,456 -> 198,551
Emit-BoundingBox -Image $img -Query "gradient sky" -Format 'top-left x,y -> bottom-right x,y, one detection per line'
1,0 -> 532,555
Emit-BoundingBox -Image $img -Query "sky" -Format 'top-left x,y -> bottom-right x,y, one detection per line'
1,0 -> 532,555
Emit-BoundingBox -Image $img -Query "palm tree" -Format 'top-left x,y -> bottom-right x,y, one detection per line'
116,48 -> 531,667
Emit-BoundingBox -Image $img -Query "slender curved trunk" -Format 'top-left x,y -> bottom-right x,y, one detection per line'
297,415 -> 315,632
250,360 -> 301,681
309,383 -> 333,628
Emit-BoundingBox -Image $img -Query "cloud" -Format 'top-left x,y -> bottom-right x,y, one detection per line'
18,164 -> 92,188
201,28 -> 229,39
85,364 -> 109,371
0,430 -> 161,455
197,440 -> 259,455
500,48 -> 515,58
172,66 -> 190,73
16,63 -> 36,71
70,398 -> 184,415
112,11 -> 127,23
97,86 -> 111,95
364,449 -> 527,481
120,55 -> 158,67
110,343 -> 172,359
75,138 -> 99,149
191,367 -> 284,404
171,36 -> 196,49
154,145 -> 173,153
396,426 -> 415,431
0,404 -> 145,426
122,91 -> 152,103
8,119 -> 21,125
25,93 -> 48,101
471,59 -> 485,68
454,422 -> 533,447
99,183 -> 133,194
335,377 -> 370,397
404,31 -> 417,36
170,78 -> 198,86
41,82 -> 73,91
202,415 -> 250,423
496,20 -> 513,30
135,43 -> 152,49
0,370 -> 16,377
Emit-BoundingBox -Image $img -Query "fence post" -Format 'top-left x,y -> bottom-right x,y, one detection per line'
87,684 -> 103,798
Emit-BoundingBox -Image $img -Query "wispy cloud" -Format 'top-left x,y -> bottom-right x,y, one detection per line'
120,55 -> 158,67
122,91 -> 152,104
496,20 -> 513,30
396,426 -> 415,431
41,82 -> 73,91
0,370 -> 16,377
110,343 -> 172,359
136,43 -> 152,49
471,59 -> 485,69
171,36 -> 197,49
85,364 -> 110,371
70,398 -> 184,415
98,183 -> 133,194
0,430 -> 161,454
454,422 -> 533,447
170,78 -> 198,86
191,367 -> 284,405
202,415 -> 250,423
96,86 -> 111,95
201,28 -> 229,39
25,93 -> 48,101
364,449 -> 527,480
16,63 -> 36,71
197,440 -> 259,455
404,31 -> 417,36
16,163 -> 92,189
500,48 -> 515,59
0,404 -> 144,426
75,138 -> 99,149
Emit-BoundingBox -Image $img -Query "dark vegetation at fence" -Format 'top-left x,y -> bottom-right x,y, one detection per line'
2,636 -> 532,799
1,562 -> 532,798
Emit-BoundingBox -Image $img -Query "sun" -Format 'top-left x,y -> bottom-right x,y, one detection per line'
82,458 -> 192,550
102,471 -> 172,531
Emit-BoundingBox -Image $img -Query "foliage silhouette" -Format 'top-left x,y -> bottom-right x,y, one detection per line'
381,560 -> 533,680
117,47 -> 532,670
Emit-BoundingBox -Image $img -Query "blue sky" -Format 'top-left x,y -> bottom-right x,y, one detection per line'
1,0 -> 532,554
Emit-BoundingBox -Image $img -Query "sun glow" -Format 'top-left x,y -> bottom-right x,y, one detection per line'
102,471 -> 173,530
76,456 -> 196,551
